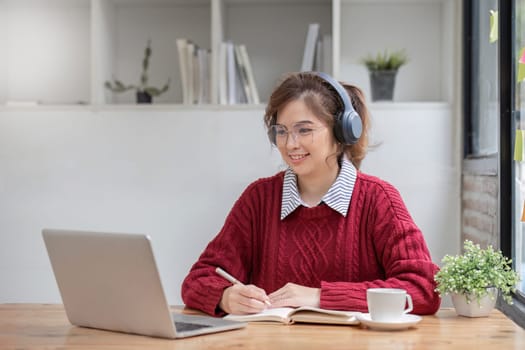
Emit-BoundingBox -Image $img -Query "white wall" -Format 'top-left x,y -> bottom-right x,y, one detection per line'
0,105 -> 459,305
361,102 -> 460,264
0,107 -> 282,304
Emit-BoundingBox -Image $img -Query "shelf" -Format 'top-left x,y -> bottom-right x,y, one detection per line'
0,101 -> 449,112
369,101 -> 450,110
0,103 -> 266,113
1,0 -> 458,106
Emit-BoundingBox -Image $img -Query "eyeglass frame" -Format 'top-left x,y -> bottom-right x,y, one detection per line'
268,121 -> 326,146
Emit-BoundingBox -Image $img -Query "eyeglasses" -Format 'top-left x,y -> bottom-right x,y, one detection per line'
268,122 -> 324,146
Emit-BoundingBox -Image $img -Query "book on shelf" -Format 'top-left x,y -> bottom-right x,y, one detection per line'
218,40 -> 260,105
226,41 -> 237,105
234,45 -> 252,104
187,41 -> 198,104
233,46 -> 247,104
219,42 -> 229,105
197,48 -> 211,104
301,23 -> 320,72
321,34 -> 332,74
176,39 -> 212,104
224,306 -> 361,325
314,39 -> 323,72
238,44 -> 260,104
175,39 -> 189,104
313,34 -> 332,74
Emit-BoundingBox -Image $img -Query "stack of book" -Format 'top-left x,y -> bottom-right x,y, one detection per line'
301,23 -> 332,73
176,39 -> 211,105
176,38 -> 259,105
219,41 -> 259,105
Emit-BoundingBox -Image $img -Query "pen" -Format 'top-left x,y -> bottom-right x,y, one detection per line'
215,267 -> 242,285
215,267 -> 271,306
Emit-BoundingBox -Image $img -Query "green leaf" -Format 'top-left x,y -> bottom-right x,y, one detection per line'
144,78 -> 170,97
434,240 -> 520,304
361,49 -> 409,71
104,79 -> 136,93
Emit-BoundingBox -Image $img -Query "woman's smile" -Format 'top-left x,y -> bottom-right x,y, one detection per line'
288,153 -> 309,162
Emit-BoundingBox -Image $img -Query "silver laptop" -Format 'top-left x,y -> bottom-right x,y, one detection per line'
42,228 -> 246,339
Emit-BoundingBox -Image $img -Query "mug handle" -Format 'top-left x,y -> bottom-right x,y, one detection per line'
404,294 -> 413,314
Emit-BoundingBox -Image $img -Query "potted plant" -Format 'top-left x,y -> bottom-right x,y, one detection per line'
105,40 -> 170,103
360,49 -> 408,101
434,240 -> 520,317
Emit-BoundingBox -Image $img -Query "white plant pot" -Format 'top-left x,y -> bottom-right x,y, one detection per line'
450,288 -> 497,317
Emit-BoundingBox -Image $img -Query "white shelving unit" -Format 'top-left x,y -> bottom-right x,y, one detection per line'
0,0 -> 458,106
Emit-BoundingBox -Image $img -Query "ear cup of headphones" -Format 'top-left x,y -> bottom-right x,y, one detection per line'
337,109 -> 362,145
314,72 -> 362,145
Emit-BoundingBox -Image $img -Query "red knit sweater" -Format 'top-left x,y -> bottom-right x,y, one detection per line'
181,171 -> 440,316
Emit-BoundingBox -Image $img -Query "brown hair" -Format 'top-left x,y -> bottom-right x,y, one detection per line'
264,72 -> 370,169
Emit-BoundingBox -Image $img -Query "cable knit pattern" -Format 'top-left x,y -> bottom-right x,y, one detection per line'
181,171 -> 440,316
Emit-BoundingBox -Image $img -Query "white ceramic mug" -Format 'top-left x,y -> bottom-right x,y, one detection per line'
366,288 -> 413,322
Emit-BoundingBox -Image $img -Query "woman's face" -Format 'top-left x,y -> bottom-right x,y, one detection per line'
274,99 -> 339,180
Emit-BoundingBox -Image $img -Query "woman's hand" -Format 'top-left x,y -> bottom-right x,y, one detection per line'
268,283 -> 321,308
219,284 -> 271,315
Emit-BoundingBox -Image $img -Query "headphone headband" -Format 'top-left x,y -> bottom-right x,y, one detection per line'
315,72 -> 353,113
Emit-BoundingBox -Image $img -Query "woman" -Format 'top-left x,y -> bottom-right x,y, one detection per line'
181,72 -> 440,316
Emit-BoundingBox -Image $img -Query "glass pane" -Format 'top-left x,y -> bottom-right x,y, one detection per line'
469,0 -> 499,156
514,0 -> 525,295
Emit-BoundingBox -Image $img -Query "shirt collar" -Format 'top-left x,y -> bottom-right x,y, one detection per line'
280,157 -> 357,220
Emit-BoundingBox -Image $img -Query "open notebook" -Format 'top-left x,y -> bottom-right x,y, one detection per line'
224,306 -> 361,325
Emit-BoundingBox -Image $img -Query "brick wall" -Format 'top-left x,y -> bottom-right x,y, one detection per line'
462,174 -> 499,248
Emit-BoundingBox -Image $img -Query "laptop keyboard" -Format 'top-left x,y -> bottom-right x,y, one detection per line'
174,321 -> 213,332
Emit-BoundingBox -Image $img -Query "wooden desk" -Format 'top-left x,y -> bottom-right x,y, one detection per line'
1,304 -> 524,349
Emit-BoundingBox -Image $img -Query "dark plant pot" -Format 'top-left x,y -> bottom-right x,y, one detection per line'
136,91 -> 152,104
369,70 -> 398,101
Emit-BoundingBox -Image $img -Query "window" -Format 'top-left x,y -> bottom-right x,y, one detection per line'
465,0 -> 525,327
465,0 -> 499,157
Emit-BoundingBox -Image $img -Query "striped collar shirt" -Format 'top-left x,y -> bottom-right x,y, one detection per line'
280,157 -> 357,220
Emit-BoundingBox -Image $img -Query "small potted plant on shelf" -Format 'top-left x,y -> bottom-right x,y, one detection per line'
360,49 -> 408,102
434,240 -> 520,317
105,39 -> 170,104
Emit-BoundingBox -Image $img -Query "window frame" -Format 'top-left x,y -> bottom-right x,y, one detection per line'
498,0 -> 525,328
